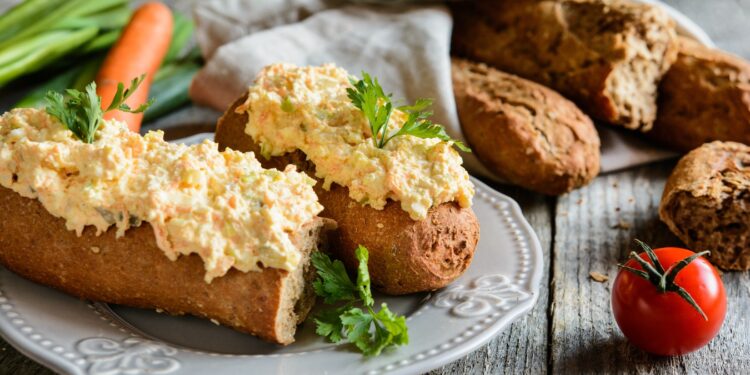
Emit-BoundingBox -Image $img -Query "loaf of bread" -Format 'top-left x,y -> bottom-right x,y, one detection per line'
451,58 -> 601,195
0,187 -> 333,344
660,141 -> 750,271
451,0 -> 678,131
216,95 -> 480,295
649,37 -> 750,151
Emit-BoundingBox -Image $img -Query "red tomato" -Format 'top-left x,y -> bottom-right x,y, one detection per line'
611,246 -> 727,356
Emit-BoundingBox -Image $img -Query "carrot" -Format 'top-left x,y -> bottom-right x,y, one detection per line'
96,2 -> 172,132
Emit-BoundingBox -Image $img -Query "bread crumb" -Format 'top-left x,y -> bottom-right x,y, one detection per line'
612,181 -> 619,188
376,223 -> 384,229
210,319 -> 220,326
558,210 -> 568,216
615,207 -> 621,212
155,308 -> 164,313
576,198 -> 584,205
612,220 -> 631,230
628,197 -> 635,203
589,271 -> 609,282
90,246 -> 100,254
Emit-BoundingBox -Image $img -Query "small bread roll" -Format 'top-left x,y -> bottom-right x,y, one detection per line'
650,37 -> 750,151
660,141 -> 750,270
451,58 -> 600,195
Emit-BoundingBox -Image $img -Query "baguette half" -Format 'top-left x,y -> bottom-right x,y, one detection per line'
0,186 -> 334,345
216,95 -> 480,295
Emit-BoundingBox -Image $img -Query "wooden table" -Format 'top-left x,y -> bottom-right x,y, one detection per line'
1,0 -> 749,373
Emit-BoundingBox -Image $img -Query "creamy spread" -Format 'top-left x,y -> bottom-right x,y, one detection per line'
240,63 -> 474,220
0,108 -> 322,282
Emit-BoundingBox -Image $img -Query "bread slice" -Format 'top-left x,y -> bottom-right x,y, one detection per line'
0,187 -> 334,345
451,0 -> 678,131
216,95 -> 480,295
660,141 -> 750,271
649,37 -> 750,151
451,58 -> 600,195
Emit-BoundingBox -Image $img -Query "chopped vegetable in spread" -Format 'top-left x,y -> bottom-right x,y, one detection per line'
240,63 -> 474,220
0,108 -> 323,282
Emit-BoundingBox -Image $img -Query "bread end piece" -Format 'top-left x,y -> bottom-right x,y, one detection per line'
650,37 -> 750,151
217,95 -> 479,294
0,187 -> 334,345
659,141 -> 750,271
451,58 -> 600,195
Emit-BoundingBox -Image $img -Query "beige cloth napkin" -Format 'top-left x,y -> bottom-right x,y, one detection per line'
189,0 -> 677,182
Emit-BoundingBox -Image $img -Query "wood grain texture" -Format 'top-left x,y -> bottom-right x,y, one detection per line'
431,183 -> 553,375
549,161 -> 750,374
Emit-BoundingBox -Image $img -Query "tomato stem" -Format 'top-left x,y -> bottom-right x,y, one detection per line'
619,240 -> 710,321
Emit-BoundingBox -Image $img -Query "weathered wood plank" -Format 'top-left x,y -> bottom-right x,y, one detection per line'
432,182 -> 553,375
550,161 -> 750,374
0,339 -> 51,374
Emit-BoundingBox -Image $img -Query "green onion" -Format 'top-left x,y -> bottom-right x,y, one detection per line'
144,62 -> 200,122
163,12 -> 194,65
0,0 -> 126,49
0,0 -> 59,43
0,26 -> 98,87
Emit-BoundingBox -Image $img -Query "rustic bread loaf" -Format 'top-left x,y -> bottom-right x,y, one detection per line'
649,37 -> 750,151
660,141 -> 750,271
216,95 -> 480,295
0,187 -> 334,345
451,0 -> 678,131
451,58 -> 601,195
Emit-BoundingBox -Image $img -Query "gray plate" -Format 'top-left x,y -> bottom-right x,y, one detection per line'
0,171 -> 543,375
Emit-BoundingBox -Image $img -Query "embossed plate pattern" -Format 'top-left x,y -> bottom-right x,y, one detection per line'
0,174 -> 543,375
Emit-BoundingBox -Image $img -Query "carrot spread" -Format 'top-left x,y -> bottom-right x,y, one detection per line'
239,63 -> 474,220
0,108 -> 322,282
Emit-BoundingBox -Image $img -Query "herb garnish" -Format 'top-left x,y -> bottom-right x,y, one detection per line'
346,72 -> 470,152
44,75 -> 153,143
311,245 -> 409,356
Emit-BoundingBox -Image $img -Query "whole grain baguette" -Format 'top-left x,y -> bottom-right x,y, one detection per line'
451,58 -> 601,195
659,141 -> 750,271
649,37 -> 750,151
216,95 -> 480,295
451,0 -> 678,131
0,187 -> 334,345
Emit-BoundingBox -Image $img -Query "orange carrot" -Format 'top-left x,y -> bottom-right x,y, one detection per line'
96,2 -> 173,133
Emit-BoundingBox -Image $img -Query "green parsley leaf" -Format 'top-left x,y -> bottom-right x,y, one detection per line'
310,251 -> 357,304
341,307 -> 375,353
311,247 -> 409,356
373,303 -> 409,347
354,245 -> 374,307
347,71 -> 470,152
314,305 -> 348,343
347,72 -> 393,148
44,74 -> 153,143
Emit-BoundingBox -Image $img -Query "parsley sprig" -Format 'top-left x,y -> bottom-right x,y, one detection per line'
311,246 -> 409,356
346,72 -> 470,152
44,75 -> 153,143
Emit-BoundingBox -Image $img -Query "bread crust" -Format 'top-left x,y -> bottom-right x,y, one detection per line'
650,37 -> 750,151
451,0 -> 677,131
0,187 -> 331,345
216,95 -> 480,295
659,141 -> 750,270
451,58 -> 600,195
